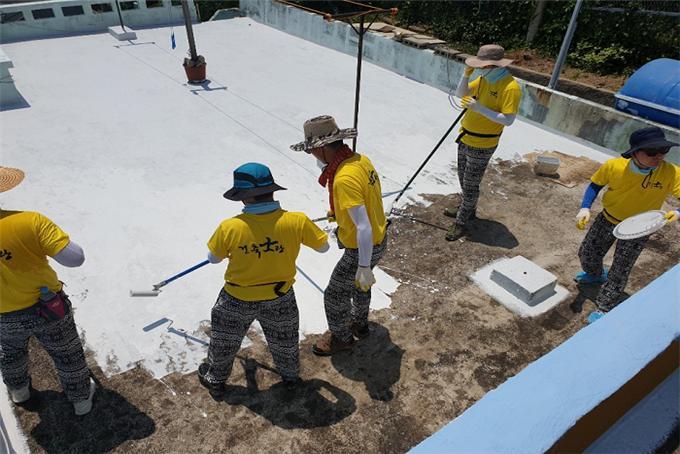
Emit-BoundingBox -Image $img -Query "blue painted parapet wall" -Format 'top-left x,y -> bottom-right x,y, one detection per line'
0,0 -> 197,44
239,0 -> 680,165
410,263 -> 679,453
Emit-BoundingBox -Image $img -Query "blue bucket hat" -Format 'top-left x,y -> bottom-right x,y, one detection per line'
223,163 -> 286,201
622,126 -> 678,158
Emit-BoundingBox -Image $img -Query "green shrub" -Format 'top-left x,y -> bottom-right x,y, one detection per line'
568,43 -> 633,75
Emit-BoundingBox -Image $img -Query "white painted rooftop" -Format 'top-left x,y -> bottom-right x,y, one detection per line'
0,17 -> 612,379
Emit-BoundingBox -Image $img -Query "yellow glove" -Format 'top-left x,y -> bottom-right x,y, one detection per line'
355,266 -> 376,292
461,96 -> 478,111
576,208 -> 591,230
326,210 -> 335,223
464,66 -> 475,78
664,210 -> 679,223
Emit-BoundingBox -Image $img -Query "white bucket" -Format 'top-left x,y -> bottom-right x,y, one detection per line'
534,155 -> 560,175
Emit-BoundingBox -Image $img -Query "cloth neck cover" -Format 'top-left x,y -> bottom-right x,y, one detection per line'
242,200 -> 281,214
629,159 -> 655,175
479,67 -> 509,83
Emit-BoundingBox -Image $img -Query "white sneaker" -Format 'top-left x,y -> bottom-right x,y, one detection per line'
73,378 -> 96,416
9,384 -> 30,404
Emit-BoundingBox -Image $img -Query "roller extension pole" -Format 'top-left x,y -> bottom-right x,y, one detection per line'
352,15 -> 365,151
388,108 -> 467,217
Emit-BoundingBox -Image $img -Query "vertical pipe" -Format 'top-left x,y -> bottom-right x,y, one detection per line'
182,0 -> 198,61
114,0 -> 125,31
548,0 -> 584,90
352,15 -> 365,150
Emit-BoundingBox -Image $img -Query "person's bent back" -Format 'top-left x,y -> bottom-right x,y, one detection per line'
0,166 -> 95,415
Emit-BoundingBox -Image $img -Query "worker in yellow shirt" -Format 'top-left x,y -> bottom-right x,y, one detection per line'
445,44 -> 522,241
575,127 -> 679,321
198,163 -> 329,398
291,115 -> 387,356
0,166 -> 95,415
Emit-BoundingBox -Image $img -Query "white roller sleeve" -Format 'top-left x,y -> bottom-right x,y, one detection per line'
348,205 -> 373,267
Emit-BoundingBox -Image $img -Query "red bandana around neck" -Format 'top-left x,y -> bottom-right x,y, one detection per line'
318,144 -> 355,212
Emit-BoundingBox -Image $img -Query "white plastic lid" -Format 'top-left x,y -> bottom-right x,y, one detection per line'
613,210 -> 667,240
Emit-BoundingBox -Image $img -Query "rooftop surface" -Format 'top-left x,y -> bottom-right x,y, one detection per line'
1,16 -> 611,379
1,16 -> 678,453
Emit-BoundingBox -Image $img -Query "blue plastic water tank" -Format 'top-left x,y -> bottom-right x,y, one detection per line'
615,58 -> 680,128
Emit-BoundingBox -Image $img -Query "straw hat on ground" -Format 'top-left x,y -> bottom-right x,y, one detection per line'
0,166 -> 25,193
465,44 -> 513,68
290,115 -> 357,152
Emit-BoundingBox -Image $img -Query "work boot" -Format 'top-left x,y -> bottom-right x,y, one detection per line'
574,268 -> 609,285
445,224 -> 467,241
587,311 -> 606,324
9,382 -> 30,404
351,322 -> 370,340
443,206 -> 476,220
197,363 -> 226,399
73,378 -> 96,416
312,332 -> 354,356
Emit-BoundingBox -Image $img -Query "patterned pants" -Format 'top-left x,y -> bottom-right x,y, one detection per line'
455,143 -> 497,226
203,288 -> 299,384
0,297 -> 91,402
324,237 -> 388,342
578,212 -> 649,311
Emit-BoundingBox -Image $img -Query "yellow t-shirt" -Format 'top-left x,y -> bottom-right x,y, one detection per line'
0,211 -> 70,313
460,75 -> 522,148
207,209 -> 327,302
591,158 -> 680,224
333,154 -> 387,249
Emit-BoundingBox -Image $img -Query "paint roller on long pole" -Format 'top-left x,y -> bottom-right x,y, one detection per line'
130,259 -> 210,297
386,108 -> 467,217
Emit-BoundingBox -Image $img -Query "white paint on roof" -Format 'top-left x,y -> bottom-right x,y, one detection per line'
0,18 -> 610,378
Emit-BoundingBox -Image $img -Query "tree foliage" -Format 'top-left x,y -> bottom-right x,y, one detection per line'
396,0 -> 679,75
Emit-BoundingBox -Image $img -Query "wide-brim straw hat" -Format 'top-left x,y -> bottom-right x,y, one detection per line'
290,115 -> 357,152
0,166 -> 25,193
465,44 -> 513,68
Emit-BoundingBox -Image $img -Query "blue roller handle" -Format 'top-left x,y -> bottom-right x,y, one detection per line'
155,259 -> 210,289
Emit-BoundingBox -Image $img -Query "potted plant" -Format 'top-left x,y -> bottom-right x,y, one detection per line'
183,54 -> 206,84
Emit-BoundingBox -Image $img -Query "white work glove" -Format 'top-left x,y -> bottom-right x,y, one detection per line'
461,95 -> 479,112
576,208 -> 591,230
355,266 -> 376,292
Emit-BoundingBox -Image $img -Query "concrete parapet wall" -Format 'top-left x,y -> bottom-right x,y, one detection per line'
0,0 -> 196,44
240,0 -> 680,165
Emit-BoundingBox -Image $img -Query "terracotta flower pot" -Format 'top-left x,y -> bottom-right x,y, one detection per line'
184,63 -> 206,84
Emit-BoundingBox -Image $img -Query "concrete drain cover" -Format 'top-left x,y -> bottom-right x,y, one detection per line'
471,256 -> 569,317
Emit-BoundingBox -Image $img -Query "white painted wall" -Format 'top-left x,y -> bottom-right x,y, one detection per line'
0,0 -> 196,43
239,0 -> 680,165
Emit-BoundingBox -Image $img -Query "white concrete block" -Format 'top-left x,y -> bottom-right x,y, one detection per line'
490,255 -> 557,306
471,257 -> 569,317
108,26 -> 137,41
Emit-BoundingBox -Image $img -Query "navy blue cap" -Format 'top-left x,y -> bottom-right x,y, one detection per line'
622,126 -> 678,158
223,163 -> 286,201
